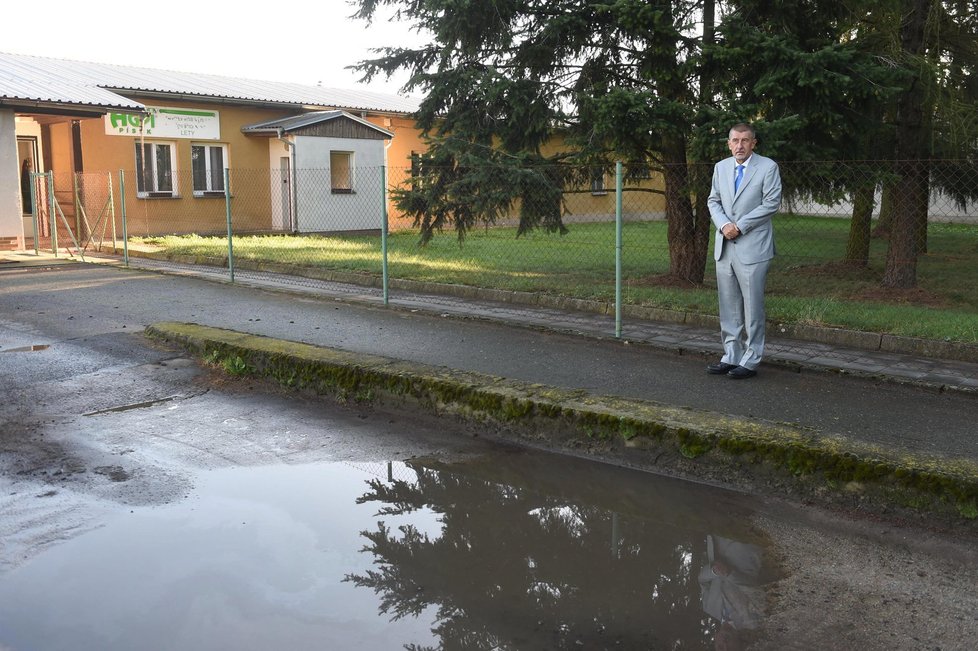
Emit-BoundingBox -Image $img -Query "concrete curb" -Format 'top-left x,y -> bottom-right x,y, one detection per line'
146,321 -> 978,522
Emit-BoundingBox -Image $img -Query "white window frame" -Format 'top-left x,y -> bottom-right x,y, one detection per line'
192,143 -> 229,197
134,141 -> 177,198
590,168 -> 607,196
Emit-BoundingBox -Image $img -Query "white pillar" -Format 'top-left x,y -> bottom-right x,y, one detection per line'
0,109 -> 25,248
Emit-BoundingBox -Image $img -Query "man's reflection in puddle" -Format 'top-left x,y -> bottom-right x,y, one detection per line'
698,535 -> 767,650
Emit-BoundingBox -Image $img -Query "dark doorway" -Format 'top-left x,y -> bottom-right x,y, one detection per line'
17,136 -> 38,216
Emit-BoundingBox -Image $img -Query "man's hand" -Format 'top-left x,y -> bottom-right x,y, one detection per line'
721,223 -> 741,240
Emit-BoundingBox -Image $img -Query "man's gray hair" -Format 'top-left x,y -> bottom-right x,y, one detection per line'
729,123 -> 756,139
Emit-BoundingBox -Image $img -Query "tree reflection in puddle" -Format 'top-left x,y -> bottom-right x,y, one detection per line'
346,451 -> 779,650
0,450 -> 778,651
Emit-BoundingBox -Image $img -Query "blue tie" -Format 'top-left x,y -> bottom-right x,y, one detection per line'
734,164 -> 745,192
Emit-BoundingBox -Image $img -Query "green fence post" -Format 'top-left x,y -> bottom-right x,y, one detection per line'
381,165 -> 389,305
29,172 -> 39,255
48,173 -> 58,257
615,161 -> 623,339
225,168 -> 234,283
119,170 -> 129,267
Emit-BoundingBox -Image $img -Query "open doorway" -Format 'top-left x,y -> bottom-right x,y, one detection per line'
17,136 -> 39,239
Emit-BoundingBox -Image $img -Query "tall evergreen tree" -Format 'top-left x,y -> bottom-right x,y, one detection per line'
353,0 -> 977,288
705,1 -> 903,268
882,0 -> 936,287
882,0 -> 978,287
353,0 -> 716,282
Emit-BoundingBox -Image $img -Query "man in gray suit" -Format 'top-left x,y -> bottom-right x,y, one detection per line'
706,123 -> 782,379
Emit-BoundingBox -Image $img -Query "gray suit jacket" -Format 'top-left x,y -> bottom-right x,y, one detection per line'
707,153 -> 782,263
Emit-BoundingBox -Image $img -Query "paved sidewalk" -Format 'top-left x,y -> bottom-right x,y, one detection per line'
5,249 -> 978,393
118,255 -> 978,395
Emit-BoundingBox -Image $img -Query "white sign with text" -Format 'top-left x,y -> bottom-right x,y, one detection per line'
104,106 -> 220,139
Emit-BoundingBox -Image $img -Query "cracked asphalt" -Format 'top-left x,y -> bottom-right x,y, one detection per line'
2,262 -> 978,651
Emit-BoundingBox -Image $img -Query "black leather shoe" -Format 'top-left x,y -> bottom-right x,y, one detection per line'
727,366 -> 757,379
707,362 -> 738,375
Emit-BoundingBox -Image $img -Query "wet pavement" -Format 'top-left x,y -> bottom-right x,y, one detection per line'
2,262 -> 976,461
2,259 -> 978,650
1,349 -> 975,651
0,453 -> 778,651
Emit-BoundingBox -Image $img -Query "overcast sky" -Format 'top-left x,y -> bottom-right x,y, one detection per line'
4,0 -> 428,97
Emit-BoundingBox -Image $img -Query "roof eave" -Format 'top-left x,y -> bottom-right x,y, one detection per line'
100,86 -> 412,117
108,88 -> 414,116
240,127 -> 280,135
105,88 -> 309,110
0,98 -> 143,117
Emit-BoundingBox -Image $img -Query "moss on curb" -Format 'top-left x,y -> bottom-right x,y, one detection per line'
145,321 -> 978,521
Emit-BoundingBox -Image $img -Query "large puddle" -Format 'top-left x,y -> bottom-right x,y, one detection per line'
0,450 -> 778,650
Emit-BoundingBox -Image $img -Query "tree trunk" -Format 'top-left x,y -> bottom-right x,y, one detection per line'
688,0 -> 716,284
872,181 -> 896,239
882,0 -> 933,289
844,182 -> 876,266
913,190 -> 929,256
691,163 -> 713,282
662,140 -> 700,283
882,161 -> 928,287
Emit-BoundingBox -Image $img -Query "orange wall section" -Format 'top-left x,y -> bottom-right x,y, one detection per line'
78,101 -> 298,175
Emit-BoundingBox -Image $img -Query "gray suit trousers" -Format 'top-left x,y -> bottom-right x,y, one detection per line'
716,245 -> 770,370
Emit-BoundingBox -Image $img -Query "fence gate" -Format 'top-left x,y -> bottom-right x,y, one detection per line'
27,172 -> 118,261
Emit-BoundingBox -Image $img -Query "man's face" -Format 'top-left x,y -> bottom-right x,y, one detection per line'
727,130 -> 756,163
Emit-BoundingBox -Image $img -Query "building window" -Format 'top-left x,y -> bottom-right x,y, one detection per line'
590,167 -> 607,195
630,162 -> 654,180
410,151 -> 424,178
330,151 -> 354,193
192,144 -> 228,196
135,141 -> 176,197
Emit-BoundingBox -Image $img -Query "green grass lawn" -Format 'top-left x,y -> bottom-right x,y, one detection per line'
133,216 -> 978,343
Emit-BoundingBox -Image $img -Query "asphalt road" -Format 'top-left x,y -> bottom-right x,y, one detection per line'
3,262 -> 978,651
2,263 -> 975,464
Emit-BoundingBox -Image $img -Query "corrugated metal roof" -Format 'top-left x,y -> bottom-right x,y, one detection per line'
242,110 -> 393,137
0,52 -> 144,111
0,52 -> 421,114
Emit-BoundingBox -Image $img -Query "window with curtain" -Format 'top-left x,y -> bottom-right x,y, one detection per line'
134,141 -> 176,197
192,144 -> 227,196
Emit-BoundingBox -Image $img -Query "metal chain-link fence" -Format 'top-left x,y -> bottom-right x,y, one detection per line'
29,161 -> 978,347
25,171 -> 123,258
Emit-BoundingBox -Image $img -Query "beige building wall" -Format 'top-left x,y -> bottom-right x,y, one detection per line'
49,102 -> 422,237
541,135 -> 667,222
59,102 -> 298,236
47,122 -> 74,181
0,110 -> 23,247
16,93 -> 665,241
